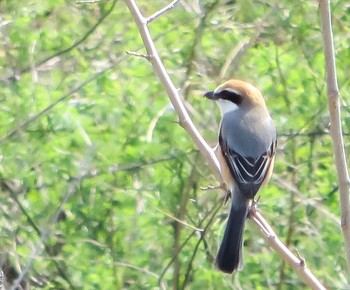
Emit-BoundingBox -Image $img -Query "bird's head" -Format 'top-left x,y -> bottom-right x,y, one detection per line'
204,79 -> 267,116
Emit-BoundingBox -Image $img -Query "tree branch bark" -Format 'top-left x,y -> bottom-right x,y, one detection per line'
250,206 -> 326,290
125,0 -> 221,181
319,0 -> 350,279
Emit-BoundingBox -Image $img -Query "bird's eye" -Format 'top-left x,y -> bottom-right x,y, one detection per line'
217,89 -> 243,105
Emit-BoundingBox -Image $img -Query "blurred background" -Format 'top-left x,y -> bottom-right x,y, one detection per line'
1,0 -> 350,289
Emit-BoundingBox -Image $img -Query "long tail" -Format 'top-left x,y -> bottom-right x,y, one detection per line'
215,193 -> 249,273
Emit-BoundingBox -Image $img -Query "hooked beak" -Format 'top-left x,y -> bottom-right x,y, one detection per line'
203,90 -> 218,100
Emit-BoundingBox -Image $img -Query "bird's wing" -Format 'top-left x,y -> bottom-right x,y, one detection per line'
219,134 -> 276,199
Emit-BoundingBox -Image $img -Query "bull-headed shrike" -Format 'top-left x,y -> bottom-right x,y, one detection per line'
204,79 -> 276,273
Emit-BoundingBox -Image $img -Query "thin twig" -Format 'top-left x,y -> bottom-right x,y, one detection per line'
274,176 -> 340,225
219,4 -> 279,80
154,206 -> 203,233
158,198 -> 223,288
76,0 -> 104,3
125,0 -> 221,181
319,0 -> 350,278
181,200 -> 222,290
111,150 -> 195,172
125,50 -> 151,61
0,61 -> 115,142
249,206 -> 326,290
146,0 -> 181,24
219,41 -> 249,80
115,262 -> 166,290
172,157 -> 197,289
2,181 -> 75,288
1,0 -> 117,84
10,147 -> 95,290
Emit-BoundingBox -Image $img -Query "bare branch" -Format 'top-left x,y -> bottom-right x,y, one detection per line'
76,0 -> 104,3
2,180 -> 74,288
115,261 -> 164,287
125,0 -> 221,180
250,207 -> 326,290
0,60 -> 116,142
158,198 -> 223,288
0,0 -> 117,84
146,0 -> 181,24
153,206 -> 203,233
319,0 -> 350,278
10,146 -> 95,290
274,176 -> 340,225
125,50 -> 151,61
219,41 -> 249,80
219,4 -> 279,80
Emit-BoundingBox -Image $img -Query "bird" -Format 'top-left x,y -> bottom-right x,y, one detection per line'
204,79 -> 276,274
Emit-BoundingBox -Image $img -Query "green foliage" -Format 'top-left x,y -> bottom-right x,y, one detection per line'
0,0 -> 349,289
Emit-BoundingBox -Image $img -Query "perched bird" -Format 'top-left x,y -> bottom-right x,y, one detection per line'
204,79 -> 276,273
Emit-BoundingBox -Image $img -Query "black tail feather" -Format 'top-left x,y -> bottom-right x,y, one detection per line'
215,201 -> 249,273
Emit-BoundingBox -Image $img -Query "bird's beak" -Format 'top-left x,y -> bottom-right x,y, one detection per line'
203,90 -> 218,100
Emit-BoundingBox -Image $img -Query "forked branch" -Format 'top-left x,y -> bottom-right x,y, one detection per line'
125,0 -> 221,180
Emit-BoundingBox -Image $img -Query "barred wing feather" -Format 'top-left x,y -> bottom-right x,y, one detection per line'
220,137 -> 276,199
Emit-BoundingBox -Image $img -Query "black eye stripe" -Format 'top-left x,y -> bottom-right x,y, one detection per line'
217,90 -> 243,105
